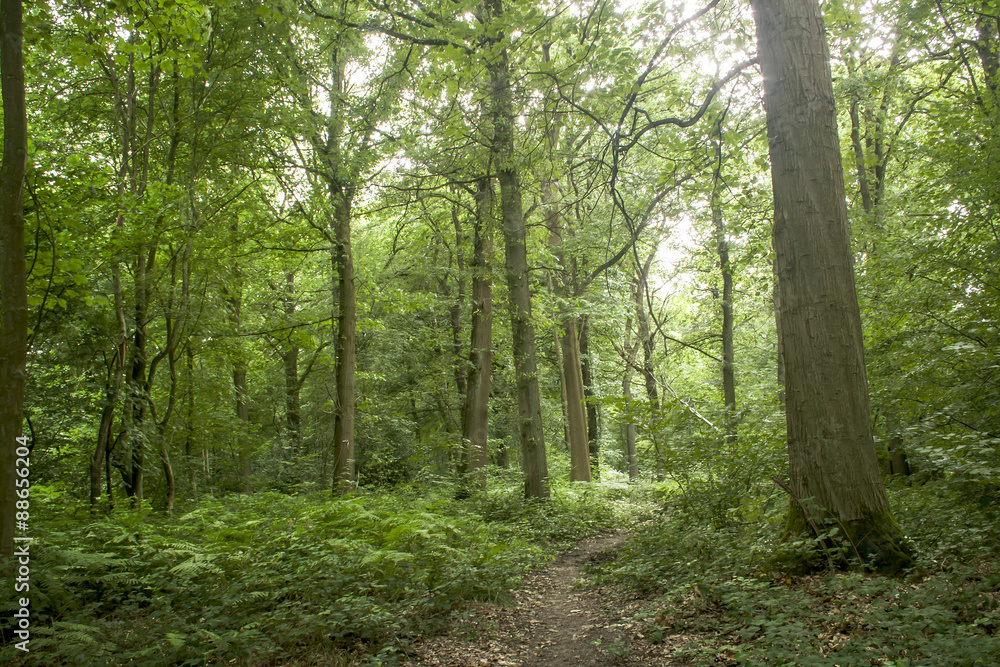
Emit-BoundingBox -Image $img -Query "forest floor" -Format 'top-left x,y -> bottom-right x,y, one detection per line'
405,530 -> 681,667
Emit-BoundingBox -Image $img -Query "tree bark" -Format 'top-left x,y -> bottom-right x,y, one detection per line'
750,0 -> 912,572
487,0 -> 548,498
228,281 -> 251,493
541,42 -> 589,482
0,0 -> 27,564
579,320 -> 600,477
450,196 -> 467,398
635,251 -> 662,479
283,272 -> 301,454
332,187 -> 356,494
712,123 -> 737,447
459,177 -> 495,489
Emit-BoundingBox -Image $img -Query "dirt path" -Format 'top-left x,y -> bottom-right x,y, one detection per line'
406,531 -> 675,667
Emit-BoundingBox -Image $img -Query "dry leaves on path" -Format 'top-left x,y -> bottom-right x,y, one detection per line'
404,531 -> 685,667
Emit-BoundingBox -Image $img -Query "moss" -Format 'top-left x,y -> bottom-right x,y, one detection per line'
780,499 -> 914,575
845,510 -> 914,575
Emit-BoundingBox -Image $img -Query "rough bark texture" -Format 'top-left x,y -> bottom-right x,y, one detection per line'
0,0 -> 27,563
750,0 -> 911,572
487,0 -> 548,498
459,177 -> 495,488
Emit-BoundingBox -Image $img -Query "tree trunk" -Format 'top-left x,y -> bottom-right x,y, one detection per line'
712,124 -> 737,447
635,252 -> 662,479
283,272 -> 301,454
231,293 -> 251,492
332,194 -> 356,494
579,320 -> 600,477
185,347 -> 198,501
486,26 -> 548,497
450,196 -> 467,398
559,320 -> 590,482
541,42 -> 589,482
622,341 -> 639,481
459,176 -> 495,489
0,0 -> 27,564
750,0 -> 912,572
126,248 -> 150,505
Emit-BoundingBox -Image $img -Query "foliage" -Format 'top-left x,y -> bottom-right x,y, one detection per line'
0,480 -> 648,665
593,464 -> 1000,666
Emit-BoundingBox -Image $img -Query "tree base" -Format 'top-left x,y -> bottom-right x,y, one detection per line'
782,500 -> 914,575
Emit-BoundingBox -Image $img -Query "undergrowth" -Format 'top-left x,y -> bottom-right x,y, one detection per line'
591,470 -> 1000,666
0,477 -> 649,666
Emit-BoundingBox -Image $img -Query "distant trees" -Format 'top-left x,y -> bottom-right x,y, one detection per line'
4,0 -> 995,559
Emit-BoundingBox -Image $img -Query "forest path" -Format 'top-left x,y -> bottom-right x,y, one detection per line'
406,530 -> 674,667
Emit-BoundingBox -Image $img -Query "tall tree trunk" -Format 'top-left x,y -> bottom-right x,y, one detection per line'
622,332 -> 639,481
486,3 -> 548,497
459,176 -> 495,489
450,196 -> 467,398
712,123 -> 737,447
332,193 -> 356,494
321,45 -> 358,495
541,51 -> 589,482
92,282 -> 127,510
559,319 -> 590,481
635,252 -> 662,479
126,249 -> 150,505
0,0 -> 27,564
229,284 -> 251,493
750,0 -> 912,572
283,272 -> 301,454
579,320 -> 600,477
185,347 -> 198,501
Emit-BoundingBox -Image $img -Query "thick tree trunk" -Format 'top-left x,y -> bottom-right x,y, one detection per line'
750,0 -> 912,572
0,0 -> 27,564
459,177 -> 495,488
487,0 -> 548,499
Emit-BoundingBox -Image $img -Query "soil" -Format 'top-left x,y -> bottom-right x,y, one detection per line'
405,531 -> 680,667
